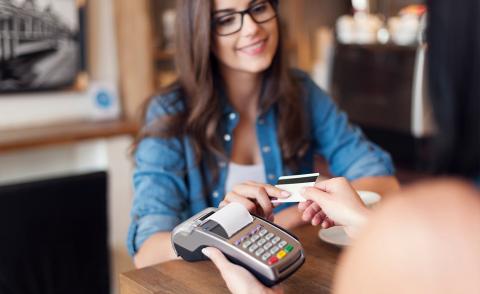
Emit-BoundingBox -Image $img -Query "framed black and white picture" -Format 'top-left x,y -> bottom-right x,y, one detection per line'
0,0 -> 87,93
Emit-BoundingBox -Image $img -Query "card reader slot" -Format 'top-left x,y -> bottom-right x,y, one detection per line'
278,251 -> 302,274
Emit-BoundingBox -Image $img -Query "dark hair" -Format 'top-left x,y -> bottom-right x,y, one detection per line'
427,0 -> 480,177
134,0 -> 309,184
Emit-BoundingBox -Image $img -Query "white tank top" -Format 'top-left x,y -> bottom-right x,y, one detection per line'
225,161 -> 266,194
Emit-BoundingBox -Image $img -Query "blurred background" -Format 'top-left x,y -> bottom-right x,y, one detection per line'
0,0 -> 432,293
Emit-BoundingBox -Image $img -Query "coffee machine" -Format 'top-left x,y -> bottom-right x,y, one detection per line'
331,14 -> 435,167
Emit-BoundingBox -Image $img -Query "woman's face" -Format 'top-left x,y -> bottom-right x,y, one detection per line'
212,0 -> 279,75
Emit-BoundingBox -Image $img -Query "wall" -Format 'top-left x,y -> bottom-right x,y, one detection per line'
0,0 -> 135,293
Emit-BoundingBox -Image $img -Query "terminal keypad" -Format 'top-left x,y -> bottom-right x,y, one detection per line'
235,224 -> 294,265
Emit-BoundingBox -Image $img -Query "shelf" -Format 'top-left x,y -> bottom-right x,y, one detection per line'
335,42 -> 418,51
0,119 -> 139,153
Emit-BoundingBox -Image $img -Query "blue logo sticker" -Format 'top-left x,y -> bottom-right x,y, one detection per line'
95,90 -> 113,109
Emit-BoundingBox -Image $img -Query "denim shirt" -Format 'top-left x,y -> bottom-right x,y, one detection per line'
127,71 -> 395,256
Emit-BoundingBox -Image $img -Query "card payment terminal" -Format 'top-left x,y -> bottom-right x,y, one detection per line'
171,203 -> 305,286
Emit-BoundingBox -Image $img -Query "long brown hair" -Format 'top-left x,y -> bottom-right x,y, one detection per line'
135,0 -> 309,182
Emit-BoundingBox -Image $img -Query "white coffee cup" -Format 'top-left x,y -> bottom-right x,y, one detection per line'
357,190 -> 382,208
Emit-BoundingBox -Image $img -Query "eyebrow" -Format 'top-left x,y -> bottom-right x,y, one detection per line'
213,0 -> 261,15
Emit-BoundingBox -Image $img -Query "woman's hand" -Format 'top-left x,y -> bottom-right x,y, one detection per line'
220,181 -> 290,222
300,177 -> 370,236
202,247 -> 284,294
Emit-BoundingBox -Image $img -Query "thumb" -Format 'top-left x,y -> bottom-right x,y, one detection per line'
302,187 -> 330,206
202,247 -> 231,271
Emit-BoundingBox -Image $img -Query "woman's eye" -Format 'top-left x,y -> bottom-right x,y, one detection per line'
217,15 -> 236,26
250,3 -> 268,14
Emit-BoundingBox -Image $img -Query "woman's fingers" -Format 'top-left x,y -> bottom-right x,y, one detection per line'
202,247 -> 231,271
219,200 -> 229,208
321,219 -> 333,229
233,184 -> 273,217
314,177 -> 349,193
302,186 -> 330,206
302,202 -> 321,222
244,181 -> 291,198
267,214 -> 275,222
226,181 -> 291,219
224,191 -> 257,213
298,200 -> 313,212
325,218 -> 335,228
312,212 -> 323,226
262,185 -> 291,199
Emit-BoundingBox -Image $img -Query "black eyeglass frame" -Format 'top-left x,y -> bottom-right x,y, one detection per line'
212,0 -> 278,36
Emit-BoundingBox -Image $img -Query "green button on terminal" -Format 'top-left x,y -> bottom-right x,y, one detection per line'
284,244 -> 293,252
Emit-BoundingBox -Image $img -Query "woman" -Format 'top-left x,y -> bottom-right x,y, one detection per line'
128,0 -> 399,268
203,0 -> 480,292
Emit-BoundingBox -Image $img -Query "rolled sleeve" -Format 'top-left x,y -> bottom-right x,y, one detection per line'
126,94 -> 189,256
127,214 -> 182,256
340,144 -> 395,180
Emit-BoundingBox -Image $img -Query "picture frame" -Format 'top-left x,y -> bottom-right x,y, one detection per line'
0,0 -> 87,93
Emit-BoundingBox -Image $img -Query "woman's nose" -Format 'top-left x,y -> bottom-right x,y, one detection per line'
240,13 -> 261,37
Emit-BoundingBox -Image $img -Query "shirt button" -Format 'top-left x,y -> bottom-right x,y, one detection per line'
224,134 -> 231,142
229,113 -> 236,120
258,119 -> 265,125
219,161 -> 227,168
212,191 -> 219,198
262,146 -> 271,153
268,174 -> 275,180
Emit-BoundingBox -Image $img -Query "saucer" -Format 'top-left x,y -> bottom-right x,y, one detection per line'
318,226 -> 351,247
357,190 -> 381,208
317,190 -> 381,247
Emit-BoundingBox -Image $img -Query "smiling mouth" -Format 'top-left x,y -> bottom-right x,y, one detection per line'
237,38 -> 268,55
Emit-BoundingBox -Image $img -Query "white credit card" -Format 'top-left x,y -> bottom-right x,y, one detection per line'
272,173 -> 320,203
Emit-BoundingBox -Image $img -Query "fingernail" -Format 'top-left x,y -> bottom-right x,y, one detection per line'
281,191 -> 291,197
202,248 -> 210,257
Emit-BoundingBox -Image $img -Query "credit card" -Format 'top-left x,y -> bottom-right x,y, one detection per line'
272,173 -> 320,203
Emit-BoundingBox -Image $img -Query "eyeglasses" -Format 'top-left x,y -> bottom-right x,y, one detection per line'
212,1 -> 278,36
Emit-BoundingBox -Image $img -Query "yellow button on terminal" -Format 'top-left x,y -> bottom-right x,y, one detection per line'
276,250 -> 286,259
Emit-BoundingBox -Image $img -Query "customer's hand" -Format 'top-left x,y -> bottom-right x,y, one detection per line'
220,181 -> 290,222
300,177 -> 370,236
202,247 -> 284,294
298,201 -> 335,229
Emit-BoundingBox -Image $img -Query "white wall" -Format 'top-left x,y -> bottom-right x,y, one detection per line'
105,136 -> 136,294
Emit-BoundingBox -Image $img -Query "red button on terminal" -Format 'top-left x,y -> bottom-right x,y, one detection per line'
267,256 -> 278,265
